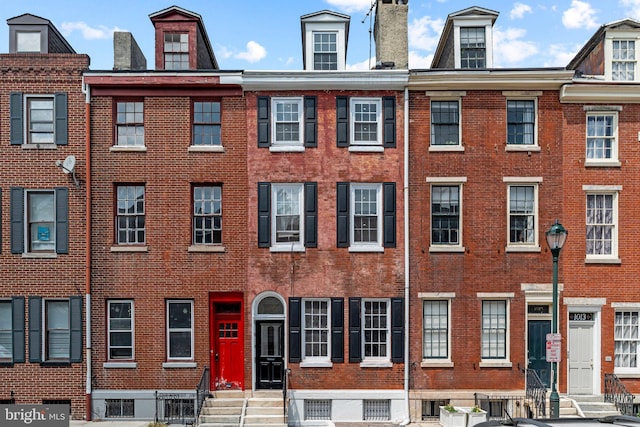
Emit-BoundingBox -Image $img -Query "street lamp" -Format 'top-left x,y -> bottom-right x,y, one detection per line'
545,220 -> 567,418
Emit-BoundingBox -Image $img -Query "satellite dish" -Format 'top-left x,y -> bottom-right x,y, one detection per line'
61,155 -> 76,174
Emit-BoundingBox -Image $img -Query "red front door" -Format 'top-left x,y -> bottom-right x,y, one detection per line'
211,298 -> 244,390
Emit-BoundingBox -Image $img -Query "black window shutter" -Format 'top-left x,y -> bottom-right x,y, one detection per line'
336,182 -> 350,247
383,183 -> 396,248
383,96 -> 396,148
304,96 -> 317,147
28,296 -> 42,363
289,298 -> 301,362
12,296 -> 25,363
304,182 -> 317,248
391,297 -> 404,363
54,92 -> 68,145
336,97 -> 349,147
348,297 -> 361,363
257,97 -> 270,147
70,296 -> 82,362
257,182 -> 271,247
10,187 -> 24,254
55,187 -> 69,254
331,298 -> 344,363
10,92 -> 23,145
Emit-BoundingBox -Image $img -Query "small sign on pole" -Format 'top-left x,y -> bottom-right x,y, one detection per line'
546,333 -> 561,362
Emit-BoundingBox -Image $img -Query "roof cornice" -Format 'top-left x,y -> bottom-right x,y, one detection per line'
241,70 -> 408,90
408,69 -> 574,90
560,81 -> 640,103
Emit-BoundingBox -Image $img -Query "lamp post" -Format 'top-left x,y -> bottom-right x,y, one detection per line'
545,220 -> 567,419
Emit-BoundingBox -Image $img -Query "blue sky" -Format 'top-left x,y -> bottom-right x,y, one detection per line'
1,0 -> 640,70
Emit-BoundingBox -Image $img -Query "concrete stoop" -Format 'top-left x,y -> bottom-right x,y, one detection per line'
197,390 -> 287,427
567,395 -> 621,419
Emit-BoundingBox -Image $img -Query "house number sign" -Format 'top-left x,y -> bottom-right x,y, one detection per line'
569,312 -> 594,321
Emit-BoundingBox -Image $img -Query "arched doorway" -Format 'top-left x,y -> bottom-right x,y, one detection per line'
253,293 -> 285,390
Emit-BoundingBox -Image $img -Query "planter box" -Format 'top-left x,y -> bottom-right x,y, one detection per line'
461,408 -> 487,427
440,407 -> 466,427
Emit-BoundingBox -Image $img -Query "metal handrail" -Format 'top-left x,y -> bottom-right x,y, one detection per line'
283,368 -> 291,419
525,369 -> 547,418
604,373 -> 634,416
195,366 -> 210,422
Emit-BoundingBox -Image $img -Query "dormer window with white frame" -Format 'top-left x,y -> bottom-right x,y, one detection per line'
453,20 -> 494,69
313,32 -> 337,70
605,31 -> 640,81
300,10 -> 349,71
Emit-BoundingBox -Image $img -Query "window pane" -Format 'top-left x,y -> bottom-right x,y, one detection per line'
431,186 -> 460,245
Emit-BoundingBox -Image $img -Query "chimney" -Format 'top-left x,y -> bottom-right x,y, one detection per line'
374,0 -> 408,69
113,32 -> 147,70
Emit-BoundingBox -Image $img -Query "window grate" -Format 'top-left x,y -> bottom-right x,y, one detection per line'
422,400 -> 448,420
304,399 -> 331,420
363,399 -> 390,421
105,399 -> 134,418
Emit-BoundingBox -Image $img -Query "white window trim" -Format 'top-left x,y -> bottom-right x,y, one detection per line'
303,22 -> 346,71
504,177 -> 542,252
0,301 -> 12,361
503,93 -> 540,150
107,300 -> 134,361
453,19 -> 494,68
426,92 -> 466,152
583,185 -> 621,264
478,293 -> 513,367
604,30 -> 640,81
585,110 -> 620,166
42,298 -> 70,361
300,298 -> 332,367
611,303 -> 640,376
24,189 -> 56,255
421,296 -> 454,367
23,94 -> 56,148
312,31 -> 338,70
427,177 -> 467,253
271,97 -> 304,148
115,101 -> 145,148
349,98 -> 382,147
360,299 -> 391,366
270,183 -> 305,252
166,300 -> 194,361
349,183 -> 383,252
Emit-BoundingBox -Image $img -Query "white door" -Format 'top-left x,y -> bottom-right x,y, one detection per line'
568,322 -> 594,394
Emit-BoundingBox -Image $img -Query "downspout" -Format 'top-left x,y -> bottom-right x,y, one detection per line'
401,86 -> 410,425
82,78 -> 92,421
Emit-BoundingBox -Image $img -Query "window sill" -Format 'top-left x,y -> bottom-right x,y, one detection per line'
300,360 -> 333,368
429,145 -> 464,152
479,361 -> 512,368
505,145 -> 540,152
612,372 -> 640,378
585,257 -> 621,264
111,246 -> 149,253
188,145 -> 225,153
21,143 -> 57,150
584,160 -> 621,167
163,362 -> 197,369
188,245 -> 225,253
269,145 -> 305,153
110,146 -> 147,152
348,245 -> 384,253
22,252 -> 57,259
421,360 -> 454,368
348,146 -> 384,153
429,245 -> 465,253
270,244 -> 305,253
359,360 -> 393,368
104,362 -> 137,369
505,245 -> 541,253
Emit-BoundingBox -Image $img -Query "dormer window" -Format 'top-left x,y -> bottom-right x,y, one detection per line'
313,32 -> 337,70
612,39 -> 636,81
16,31 -> 41,52
460,27 -> 485,68
164,33 -> 189,70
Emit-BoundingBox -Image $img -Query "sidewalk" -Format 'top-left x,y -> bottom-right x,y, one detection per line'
70,421 -> 155,427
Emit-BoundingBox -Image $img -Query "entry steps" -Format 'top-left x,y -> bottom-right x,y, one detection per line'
197,390 -> 287,427
565,395 -> 621,418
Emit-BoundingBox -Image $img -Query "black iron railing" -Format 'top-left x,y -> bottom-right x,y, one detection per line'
525,369 -> 548,418
604,373 -> 634,416
475,392 -> 544,421
283,368 -> 291,418
196,366 -> 210,420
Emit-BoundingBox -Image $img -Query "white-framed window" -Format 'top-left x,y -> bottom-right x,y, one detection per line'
272,98 -> 303,146
431,100 -> 460,146
460,27 -> 486,69
481,300 -> 508,361
362,299 -> 390,361
423,300 -> 449,360
303,299 -> 330,362
427,177 -> 467,252
166,300 -> 193,360
313,32 -> 337,70
586,112 -> 618,164
16,31 -> 41,52
108,300 -> 133,360
0,301 -> 12,361
164,33 -> 189,70
272,183 -> 304,250
193,185 -> 222,245
116,185 -> 145,245
351,183 -> 382,250
605,32 -> 640,81
45,300 -> 70,361
116,101 -> 144,147
585,188 -> 619,262
615,310 -> 640,374
27,190 -> 55,253
506,181 -> 540,250
350,98 -> 382,146
26,96 -> 54,144
507,99 -> 536,146
192,101 -> 221,146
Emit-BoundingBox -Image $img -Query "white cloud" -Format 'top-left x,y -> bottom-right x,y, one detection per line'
347,57 -> 374,70
234,41 -> 267,63
493,27 -> 539,66
543,43 -> 582,67
562,0 -> 599,30
60,22 -> 124,40
408,50 -> 433,69
325,0 -> 375,14
408,15 -> 445,53
510,3 -> 533,19
620,0 -> 640,19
